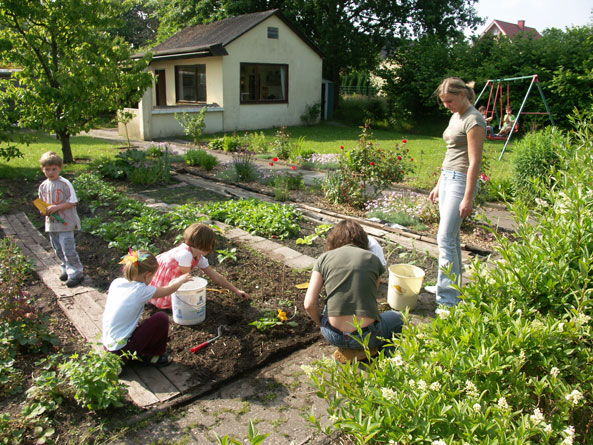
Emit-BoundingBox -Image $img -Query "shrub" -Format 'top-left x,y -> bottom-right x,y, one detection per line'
175,107 -> 207,144
271,126 -> 291,160
323,121 -> 414,209
245,130 -> 269,153
94,145 -> 171,185
305,110 -> 593,444
209,137 -> 225,151
300,102 -> 321,126
185,148 -> 218,170
223,133 -> 242,152
511,127 -> 567,201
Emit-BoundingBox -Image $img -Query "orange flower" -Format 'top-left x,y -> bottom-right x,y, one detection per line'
277,309 -> 288,321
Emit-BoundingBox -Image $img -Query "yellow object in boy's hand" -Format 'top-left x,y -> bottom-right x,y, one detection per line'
33,199 -> 67,225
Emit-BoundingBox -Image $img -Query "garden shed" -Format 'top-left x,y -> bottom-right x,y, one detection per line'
120,9 -> 323,141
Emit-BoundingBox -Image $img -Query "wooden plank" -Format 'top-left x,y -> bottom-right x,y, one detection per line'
72,292 -> 105,327
57,297 -> 102,344
129,364 -> 179,402
18,213 -> 50,246
119,367 -> 160,407
159,362 -> 199,393
0,215 -> 16,237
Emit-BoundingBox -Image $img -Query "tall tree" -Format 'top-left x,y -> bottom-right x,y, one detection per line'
0,0 -> 153,163
151,0 -> 481,106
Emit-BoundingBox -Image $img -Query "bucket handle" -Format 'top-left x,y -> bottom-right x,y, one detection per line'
175,293 -> 203,307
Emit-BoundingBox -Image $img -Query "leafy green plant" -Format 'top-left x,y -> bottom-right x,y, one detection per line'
296,224 -> 333,246
223,133 -> 242,152
512,127 -> 567,201
209,137 -> 225,151
271,126 -> 291,160
185,148 -> 218,170
215,420 -> 270,444
175,108 -> 207,144
300,102 -> 321,126
94,145 -> 171,185
201,199 -> 301,240
216,248 -> 237,264
323,121 -> 414,209
249,309 -> 298,331
245,130 -> 269,153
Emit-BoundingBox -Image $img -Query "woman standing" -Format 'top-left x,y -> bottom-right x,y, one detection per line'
428,78 -> 486,306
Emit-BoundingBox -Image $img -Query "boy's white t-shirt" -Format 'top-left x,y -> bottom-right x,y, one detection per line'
102,278 -> 157,351
173,244 -> 209,269
368,236 -> 387,267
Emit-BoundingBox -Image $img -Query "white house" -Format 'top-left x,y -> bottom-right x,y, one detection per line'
120,9 -> 324,141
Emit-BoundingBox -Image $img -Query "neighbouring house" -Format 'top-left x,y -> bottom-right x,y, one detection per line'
480,19 -> 542,41
120,9 -> 323,141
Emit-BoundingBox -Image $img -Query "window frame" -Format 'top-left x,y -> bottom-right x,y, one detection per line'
240,63 -> 288,105
175,64 -> 207,104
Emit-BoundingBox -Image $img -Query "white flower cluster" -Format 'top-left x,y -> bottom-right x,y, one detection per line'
381,387 -> 397,402
417,379 -> 428,391
550,367 -> 560,378
309,153 -> 340,166
390,355 -> 404,366
531,319 -> 545,331
435,308 -> 450,320
574,312 -> 591,328
300,365 -> 316,378
562,426 -> 575,445
472,403 -> 481,413
464,380 -> 479,398
430,382 -> 442,391
497,397 -> 509,410
565,389 -> 583,405
432,440 -> 447,445
529,407 -> 545,425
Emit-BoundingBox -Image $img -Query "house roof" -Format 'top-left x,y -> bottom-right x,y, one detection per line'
481,19 -> 542,40
136,9 -> 323,60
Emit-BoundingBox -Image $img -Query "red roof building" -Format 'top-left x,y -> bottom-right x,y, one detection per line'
481,19 -> 542,40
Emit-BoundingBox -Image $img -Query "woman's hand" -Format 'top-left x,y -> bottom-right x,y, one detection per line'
459,197 -> 474,218
235,289 -> 250,300
429,186 -> 439,204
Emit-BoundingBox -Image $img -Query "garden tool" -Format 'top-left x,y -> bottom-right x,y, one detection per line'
33,199 -> 67,225
191,325 -> 226,353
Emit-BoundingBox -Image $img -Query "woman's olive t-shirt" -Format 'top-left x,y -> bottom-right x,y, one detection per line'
313,244 -> 384,320
442,105 -> 486,173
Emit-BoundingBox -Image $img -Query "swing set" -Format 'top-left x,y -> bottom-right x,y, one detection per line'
475,74 -> 555,159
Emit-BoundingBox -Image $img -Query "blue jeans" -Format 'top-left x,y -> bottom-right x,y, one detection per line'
49,231 -> 83,279
436,169 -> 475,306
320,308 -> 403,350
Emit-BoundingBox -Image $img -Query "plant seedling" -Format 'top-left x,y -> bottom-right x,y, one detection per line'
216,248 -> 237,264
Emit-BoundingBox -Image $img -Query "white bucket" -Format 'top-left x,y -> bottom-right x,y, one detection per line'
387,264 -> 425,311
172,277 -> 208,325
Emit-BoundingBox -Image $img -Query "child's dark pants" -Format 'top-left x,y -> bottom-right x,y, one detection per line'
116,312 -> 169,360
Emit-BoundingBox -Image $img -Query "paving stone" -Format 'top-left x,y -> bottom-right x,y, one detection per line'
284,254 -> 315,270
266,246 -> 301,262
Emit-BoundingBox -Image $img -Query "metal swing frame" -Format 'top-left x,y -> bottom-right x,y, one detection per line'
475,74 -> 555,160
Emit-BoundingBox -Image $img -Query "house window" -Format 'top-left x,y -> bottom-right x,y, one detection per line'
240,63 -> 288,103
267,27 -> 279,39
155,69 -> 166,106
175,65 -> 206,103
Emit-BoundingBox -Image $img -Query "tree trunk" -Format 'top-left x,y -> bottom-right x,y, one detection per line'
58,132 -> 74,164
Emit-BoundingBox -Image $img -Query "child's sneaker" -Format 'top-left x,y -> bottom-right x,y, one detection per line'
59,271 -> 68,281
65,275 -> 84,288
424,285 -> 437,294
141,354 -> 172,367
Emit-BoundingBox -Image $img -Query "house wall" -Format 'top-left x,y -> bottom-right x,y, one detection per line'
221,15 -> 322,131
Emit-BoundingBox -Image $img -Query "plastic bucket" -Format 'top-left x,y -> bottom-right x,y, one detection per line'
172,277 -> 208,325
387,264 -> 425,311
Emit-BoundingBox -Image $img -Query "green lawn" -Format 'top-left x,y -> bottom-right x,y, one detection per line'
0,133 -> 124,180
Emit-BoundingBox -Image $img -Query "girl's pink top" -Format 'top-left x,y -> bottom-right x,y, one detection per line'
149,243 -> 208,309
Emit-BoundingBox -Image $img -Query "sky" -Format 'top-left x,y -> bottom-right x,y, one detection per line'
467,0 -> 593,36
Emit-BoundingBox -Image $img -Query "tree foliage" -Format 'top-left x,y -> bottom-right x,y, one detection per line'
377,24 -> 593,128
0,0 -> 153,163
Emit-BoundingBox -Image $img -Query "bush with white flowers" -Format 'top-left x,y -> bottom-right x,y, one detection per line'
305,109 -> 593,444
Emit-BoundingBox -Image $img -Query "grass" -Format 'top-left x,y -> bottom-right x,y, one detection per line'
0,132 -> 124,181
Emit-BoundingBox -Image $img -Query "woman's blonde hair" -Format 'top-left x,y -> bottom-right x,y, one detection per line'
184,223 -> 216,252
326,220 -> 369,251
436,77 -> 476,104
121,250 -> 158,281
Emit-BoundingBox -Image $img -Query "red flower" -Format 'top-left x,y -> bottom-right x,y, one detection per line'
397,156 -> 402,160
291,165 -> 296,170
410,158 -> 414,161
273,157 -> 279,162
269,162 -> 274,166
402,139 -> 407,143
370,162 -> 375,166
340,145 -> 344,150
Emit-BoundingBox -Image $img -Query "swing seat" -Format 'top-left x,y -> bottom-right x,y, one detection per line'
488,122 -> 519,140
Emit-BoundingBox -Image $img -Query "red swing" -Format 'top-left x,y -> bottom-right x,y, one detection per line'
484,82 -> 519,140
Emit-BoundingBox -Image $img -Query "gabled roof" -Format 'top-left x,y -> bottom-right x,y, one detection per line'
481,19 -> 542,40
136,9 -> 323,60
